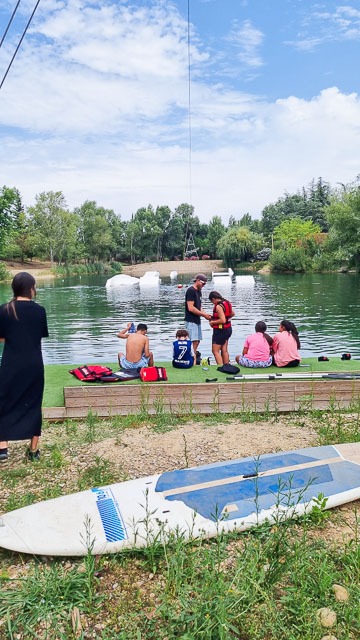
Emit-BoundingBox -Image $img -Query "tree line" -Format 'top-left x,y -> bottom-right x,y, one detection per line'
0,176 -> 359,274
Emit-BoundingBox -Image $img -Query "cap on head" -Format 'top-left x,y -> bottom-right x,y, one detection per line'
193,273 -> 207,283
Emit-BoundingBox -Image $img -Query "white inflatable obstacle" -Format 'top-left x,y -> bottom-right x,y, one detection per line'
105,274 -> 140,288
235,275 -> 255,286
212,268 -> 233,284
139,271 -> 161,287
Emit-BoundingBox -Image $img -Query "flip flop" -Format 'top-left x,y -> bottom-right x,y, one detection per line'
206,377 -> 218,383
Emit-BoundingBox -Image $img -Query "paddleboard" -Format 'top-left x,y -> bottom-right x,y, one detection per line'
1,443 -> 360,556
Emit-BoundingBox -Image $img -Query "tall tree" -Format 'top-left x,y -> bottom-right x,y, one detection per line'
206,215 -> 226,258
75,200 -> 115,262
325,187 -> 360,269
0,186 -> 23,256
217,227 -> 263,267
27,191 -> 70,265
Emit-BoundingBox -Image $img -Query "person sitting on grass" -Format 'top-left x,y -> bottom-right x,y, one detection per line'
235,321 -> 273,368
117,322 -> 154,370
272,319 -> 301,367
172,328 -> 194,369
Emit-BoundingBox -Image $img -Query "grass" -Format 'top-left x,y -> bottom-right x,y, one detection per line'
1,410 -> 360,638
44,357 -> 360,407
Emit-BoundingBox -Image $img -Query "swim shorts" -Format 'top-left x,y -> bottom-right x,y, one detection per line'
119,355 -> 149,369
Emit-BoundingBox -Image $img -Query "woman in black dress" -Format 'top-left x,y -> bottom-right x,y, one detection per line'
0,272 -> 48,462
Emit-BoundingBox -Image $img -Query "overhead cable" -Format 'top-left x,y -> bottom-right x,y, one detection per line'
0,0 -> 21,49
187,0 -> 192,206
0,0 -> 41,91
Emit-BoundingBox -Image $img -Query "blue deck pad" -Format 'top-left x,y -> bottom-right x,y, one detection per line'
156,445 -> 339,494
162,465 -> 337,521
92,487 -> 128,542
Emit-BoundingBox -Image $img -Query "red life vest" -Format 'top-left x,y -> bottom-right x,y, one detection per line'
212,299 -> 233,329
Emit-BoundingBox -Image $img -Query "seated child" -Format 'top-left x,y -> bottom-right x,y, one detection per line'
172,328 -> 194,369
235,321 -> 273,368
272,319 -> 301,367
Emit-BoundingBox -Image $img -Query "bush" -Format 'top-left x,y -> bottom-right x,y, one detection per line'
0,262 -> 10,281
269,248 -> 312,273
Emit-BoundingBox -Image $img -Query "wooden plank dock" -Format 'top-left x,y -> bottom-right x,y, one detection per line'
44,378 -> 360,420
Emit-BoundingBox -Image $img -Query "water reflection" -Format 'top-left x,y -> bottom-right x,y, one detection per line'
0,272 -> 359,364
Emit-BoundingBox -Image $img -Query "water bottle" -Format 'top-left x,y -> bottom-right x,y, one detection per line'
128,322 -> 136,333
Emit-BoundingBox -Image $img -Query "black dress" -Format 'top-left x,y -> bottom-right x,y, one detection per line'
0,300 -> 49,441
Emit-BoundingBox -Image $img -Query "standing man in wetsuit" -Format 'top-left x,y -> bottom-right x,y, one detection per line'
184,273 -> 212,363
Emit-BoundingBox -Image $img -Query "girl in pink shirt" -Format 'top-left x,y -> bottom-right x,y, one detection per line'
272,320 -> 301,367
236,321 -> 273,368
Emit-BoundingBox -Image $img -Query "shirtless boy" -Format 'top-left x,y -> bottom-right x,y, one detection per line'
117,322 -> 154,369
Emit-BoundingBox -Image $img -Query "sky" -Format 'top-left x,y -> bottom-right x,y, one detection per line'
0,0 -> 359,223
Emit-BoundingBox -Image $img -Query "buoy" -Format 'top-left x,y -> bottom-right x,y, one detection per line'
177,284 -> 183,289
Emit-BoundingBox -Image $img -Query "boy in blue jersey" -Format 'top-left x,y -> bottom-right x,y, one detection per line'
172,329 -> 194,369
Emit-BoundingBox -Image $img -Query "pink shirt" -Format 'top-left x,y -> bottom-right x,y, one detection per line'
244,332 -> 271,361
272,331 -> 301,367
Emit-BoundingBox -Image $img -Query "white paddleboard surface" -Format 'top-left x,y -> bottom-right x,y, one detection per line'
1,443 -> 360,556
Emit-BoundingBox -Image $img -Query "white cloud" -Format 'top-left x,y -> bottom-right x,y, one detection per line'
287,3 -> 360,50
0,2 -> 359,221
228,19 -> 264,68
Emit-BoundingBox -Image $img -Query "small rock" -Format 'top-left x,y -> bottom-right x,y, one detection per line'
320,636 -> 338,640
332,583 -> 349,602
317,607 -> 337,628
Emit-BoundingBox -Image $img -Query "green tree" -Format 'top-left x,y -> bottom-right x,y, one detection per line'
217,226 -> 263,267
325,187 -> 360,269
206,215 -> 226,258
75,201 -> 115,262
0,186 -> 23,256
27,191 -> 70,265
273,218 -> 321,249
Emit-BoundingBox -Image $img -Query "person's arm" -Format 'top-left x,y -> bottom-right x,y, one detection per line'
143,336 -> 150,358
187,300 -> 212,321
0,338 -> 4,343
117,326 -> 130,339
272,334 -> 279,352
209,303 -> 226,327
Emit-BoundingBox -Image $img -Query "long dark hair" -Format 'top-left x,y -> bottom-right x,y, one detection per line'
6,272 -> 36,318
280,319 -> 300,349
255,320 -> 273,347
209,291 -> 224,302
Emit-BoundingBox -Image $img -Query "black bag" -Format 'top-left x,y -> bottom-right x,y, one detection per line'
217,363 -> 240,375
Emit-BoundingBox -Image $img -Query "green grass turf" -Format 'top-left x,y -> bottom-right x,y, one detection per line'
43,357 -> 360,408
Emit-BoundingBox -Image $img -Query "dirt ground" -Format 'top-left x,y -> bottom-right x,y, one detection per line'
4,259 -> 226,280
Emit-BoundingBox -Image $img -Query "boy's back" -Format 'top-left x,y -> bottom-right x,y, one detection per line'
172,338 -> 194,368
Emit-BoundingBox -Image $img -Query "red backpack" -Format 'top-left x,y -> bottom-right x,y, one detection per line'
69,365 -> 113,381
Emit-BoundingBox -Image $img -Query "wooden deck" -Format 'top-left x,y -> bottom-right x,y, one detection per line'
40,378 -> 360,420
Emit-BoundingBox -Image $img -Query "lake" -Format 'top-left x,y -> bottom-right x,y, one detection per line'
0,272 -> 359,364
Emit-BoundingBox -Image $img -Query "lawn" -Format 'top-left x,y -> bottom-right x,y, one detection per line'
43,357 -> 360,407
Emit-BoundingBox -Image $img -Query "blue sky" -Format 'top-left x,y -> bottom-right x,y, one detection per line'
0,0 -> 359,222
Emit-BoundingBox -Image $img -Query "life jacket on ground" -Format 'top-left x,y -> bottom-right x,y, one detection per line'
212,300 -> 233,329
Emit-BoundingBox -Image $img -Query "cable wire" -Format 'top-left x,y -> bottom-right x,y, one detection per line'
0,0 -> 21,49
187,0 -> 192,206
0,0 -> 41,91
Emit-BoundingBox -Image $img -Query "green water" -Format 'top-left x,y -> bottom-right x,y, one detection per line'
0,272 -> 359,364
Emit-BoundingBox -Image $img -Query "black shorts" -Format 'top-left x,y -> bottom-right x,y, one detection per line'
212,327 -> 232,346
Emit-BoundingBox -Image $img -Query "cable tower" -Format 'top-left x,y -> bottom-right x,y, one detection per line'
184,233 -> 199,260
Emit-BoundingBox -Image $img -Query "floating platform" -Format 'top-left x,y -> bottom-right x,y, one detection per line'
139,271 -> 161,287
212,268 -> 234,284
235,275 -> 255,286
105,274 -> 139,287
